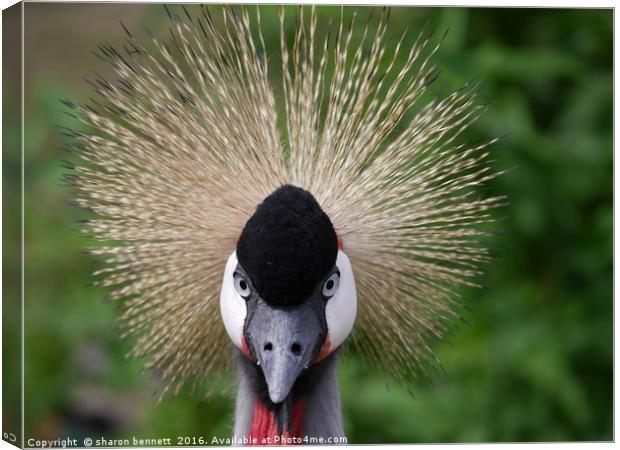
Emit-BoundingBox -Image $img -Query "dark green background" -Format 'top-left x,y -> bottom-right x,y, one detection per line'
4,4 -> 612,444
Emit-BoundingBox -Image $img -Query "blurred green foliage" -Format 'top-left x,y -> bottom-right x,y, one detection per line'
4,4 -> 612,444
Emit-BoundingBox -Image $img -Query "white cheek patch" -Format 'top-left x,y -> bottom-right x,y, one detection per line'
219,251 -> 247,349
325,250 -> 357,352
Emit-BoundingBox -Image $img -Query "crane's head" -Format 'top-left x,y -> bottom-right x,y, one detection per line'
219,185 -> 357,404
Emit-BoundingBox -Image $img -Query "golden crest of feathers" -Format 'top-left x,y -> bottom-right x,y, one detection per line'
66,5 -> 504,395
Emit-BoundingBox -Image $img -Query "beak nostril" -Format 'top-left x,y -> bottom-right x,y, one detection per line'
264,342 -> 273,351
291,342 -> 302,355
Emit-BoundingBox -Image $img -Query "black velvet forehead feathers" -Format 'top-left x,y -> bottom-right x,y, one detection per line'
237,184 -> 338,307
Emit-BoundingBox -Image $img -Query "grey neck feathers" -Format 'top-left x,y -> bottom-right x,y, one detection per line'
233,350 -> 345,441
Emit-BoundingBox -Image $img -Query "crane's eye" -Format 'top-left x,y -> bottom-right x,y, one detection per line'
234,273 -> 251,298
322,271 -> 340,298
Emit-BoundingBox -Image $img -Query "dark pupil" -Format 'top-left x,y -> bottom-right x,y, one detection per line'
326,279 -> 334,290
239,280 -> 248,291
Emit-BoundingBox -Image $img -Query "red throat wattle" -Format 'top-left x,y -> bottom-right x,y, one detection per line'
248,396 -> 305,445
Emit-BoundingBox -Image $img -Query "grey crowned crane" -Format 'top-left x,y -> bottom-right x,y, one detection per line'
67,5 -> 502,444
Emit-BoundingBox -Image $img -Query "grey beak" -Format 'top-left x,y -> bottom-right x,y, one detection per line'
245,299 -> 326,404
259,339 -> 305,404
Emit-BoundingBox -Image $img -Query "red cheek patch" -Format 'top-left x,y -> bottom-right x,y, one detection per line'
336,235 -> 344,250
313,337 -> 332,363
241,336 -> 257,363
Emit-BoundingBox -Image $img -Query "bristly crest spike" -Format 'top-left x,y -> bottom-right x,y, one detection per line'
182,5 -> 193,23
120,21 -> 133,38
68,5 -> 503,396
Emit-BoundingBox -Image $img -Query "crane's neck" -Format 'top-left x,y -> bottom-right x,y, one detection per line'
233,350 -> 345,445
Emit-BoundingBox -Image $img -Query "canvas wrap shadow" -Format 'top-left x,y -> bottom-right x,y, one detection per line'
3,3 -> 612,444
